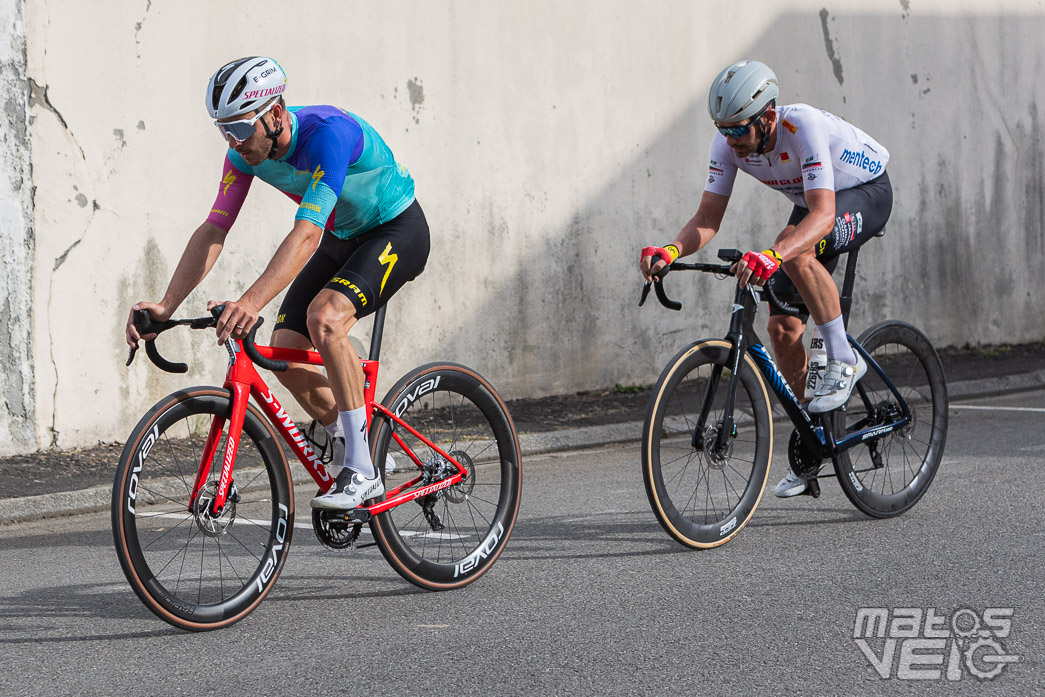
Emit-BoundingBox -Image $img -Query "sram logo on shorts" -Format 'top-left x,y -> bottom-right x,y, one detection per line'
329,277 -> 367,306
394,375 -> 442,417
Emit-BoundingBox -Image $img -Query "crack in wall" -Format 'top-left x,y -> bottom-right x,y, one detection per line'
28,77 -> 86,160
134,0 -> 152,59
28,77 -> 66,128
47,203 -> 98,446
819,8 -> 845,86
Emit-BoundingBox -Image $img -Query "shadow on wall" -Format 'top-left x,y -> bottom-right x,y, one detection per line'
386,10 -> 1045,400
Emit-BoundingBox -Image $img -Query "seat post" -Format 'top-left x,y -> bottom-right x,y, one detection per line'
839,248 -> 859,327
368,305 -> 387,361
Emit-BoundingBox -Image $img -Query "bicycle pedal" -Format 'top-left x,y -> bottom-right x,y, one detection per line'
803,479 -> 821,498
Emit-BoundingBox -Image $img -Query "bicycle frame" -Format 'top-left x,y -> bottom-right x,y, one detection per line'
191,336 -> 470,520
699,282 -> 913,461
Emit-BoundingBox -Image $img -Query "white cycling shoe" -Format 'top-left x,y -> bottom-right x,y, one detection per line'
808,353 -> 867,413
774,468 -> 811,497
310,469 -> 384,510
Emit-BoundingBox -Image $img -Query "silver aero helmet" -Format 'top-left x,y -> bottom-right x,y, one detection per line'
206,56 -> 287,120
707,60 -> 779,123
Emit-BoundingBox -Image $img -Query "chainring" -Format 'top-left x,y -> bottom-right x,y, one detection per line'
311,489 -> 363,550
788,428 -> 824,479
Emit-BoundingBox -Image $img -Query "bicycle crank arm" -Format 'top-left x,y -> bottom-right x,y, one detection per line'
327,508 -> 372,525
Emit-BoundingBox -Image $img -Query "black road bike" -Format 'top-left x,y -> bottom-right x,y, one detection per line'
640,246 -> 948,549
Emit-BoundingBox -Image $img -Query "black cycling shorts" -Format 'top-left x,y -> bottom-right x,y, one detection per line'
274,199 -> 430,340
768,171 -> 893,319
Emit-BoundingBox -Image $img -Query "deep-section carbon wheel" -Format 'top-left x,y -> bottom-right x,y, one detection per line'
834,321 -> 948,518
111,388 -> 293,631
369,364 -> 521,590
642,340 -> 773,548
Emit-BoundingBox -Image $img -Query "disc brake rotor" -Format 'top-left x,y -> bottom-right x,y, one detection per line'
192,481 -> 238,537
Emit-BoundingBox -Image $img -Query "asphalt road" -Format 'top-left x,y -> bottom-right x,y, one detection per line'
1,389 -> 1042,696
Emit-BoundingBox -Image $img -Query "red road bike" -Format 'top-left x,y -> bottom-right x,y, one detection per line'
112,305 -> 522,631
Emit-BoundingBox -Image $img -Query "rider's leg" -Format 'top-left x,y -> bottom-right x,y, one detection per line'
767,314 -> 807,398
308,201 -> 430,510
781,250 -> 857,365
270,328 -> 338,426
306,291 -> 372,475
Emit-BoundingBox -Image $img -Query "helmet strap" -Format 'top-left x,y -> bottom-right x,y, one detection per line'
756,116 -> 773,154
260,106 -> 284,159
753,102 -> 775,156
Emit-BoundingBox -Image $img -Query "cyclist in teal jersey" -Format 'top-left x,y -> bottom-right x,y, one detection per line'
126,57 -> 430,510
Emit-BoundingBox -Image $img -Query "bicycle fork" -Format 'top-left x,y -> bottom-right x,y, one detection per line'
691,286 -> 760,455
190,382 -> 250,517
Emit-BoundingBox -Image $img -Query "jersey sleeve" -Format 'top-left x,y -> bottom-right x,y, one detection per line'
205,154 -> 254,231
295,122 -> 358,228
788,112 -> 834,194
704,135 -> 738,197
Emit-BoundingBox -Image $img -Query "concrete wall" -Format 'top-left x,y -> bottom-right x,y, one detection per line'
0,0 -> 34,457
5,0 -> 1044,454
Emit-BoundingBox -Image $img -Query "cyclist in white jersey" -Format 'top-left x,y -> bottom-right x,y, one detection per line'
640,60 -> 893,497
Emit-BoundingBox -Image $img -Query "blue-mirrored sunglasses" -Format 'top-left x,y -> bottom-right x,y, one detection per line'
215,100 -> 276,143
715,120 -> 758,138
715,104 -> 772,139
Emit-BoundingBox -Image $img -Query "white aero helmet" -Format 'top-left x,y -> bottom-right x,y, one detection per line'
206,56 -> 287,119
707,60 -> 779,123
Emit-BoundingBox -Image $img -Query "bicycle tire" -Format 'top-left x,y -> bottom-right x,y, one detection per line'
833,321 -> 948,518
642,340 -> 773,548
111,387 -> 293,631
369,363 -> 521,590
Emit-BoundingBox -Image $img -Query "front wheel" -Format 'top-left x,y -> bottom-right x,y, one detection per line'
642,340 -> 774,548
111,388 -> 293,631
369,363 -> 522,590
833,321 -> 948,518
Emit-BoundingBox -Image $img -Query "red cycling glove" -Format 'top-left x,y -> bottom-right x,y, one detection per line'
641,244 -> 681,266
741,248 -> 782,281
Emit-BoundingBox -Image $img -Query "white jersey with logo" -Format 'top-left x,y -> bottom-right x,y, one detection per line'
704,103 -> 889,207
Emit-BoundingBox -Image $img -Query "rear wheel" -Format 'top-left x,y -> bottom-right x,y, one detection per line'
111,388 -> 293,631
833,322 -> 948,518
369,364 -> 521,590
642,340 -> 773,548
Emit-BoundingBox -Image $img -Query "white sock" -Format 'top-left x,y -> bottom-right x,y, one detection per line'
817,315 -> 858,365
338,406 -> 375,479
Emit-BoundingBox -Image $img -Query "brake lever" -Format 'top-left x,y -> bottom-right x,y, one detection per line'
639,282 -> 652,307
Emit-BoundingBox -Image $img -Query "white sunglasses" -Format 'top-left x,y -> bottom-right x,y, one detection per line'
215,100 -> 276,143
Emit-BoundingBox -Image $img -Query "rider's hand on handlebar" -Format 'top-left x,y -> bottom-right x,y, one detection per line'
639,244 -> 681,281
732,249 -> 781,288
126,302 -> 170,348
209,299 -> 259,344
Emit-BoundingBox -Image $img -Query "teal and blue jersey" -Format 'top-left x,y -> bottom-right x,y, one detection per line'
207,106 -> 414,239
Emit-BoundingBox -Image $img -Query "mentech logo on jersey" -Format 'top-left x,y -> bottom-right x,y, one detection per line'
840,148 -> 884,176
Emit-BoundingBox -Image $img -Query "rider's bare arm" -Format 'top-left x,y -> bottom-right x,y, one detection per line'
641,191 -> 729,281
160,222 -> 230,312
769,188 -> 835,262
214,218 -> 323,343
674,190 -> 729,256
125,222 -> 229,347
